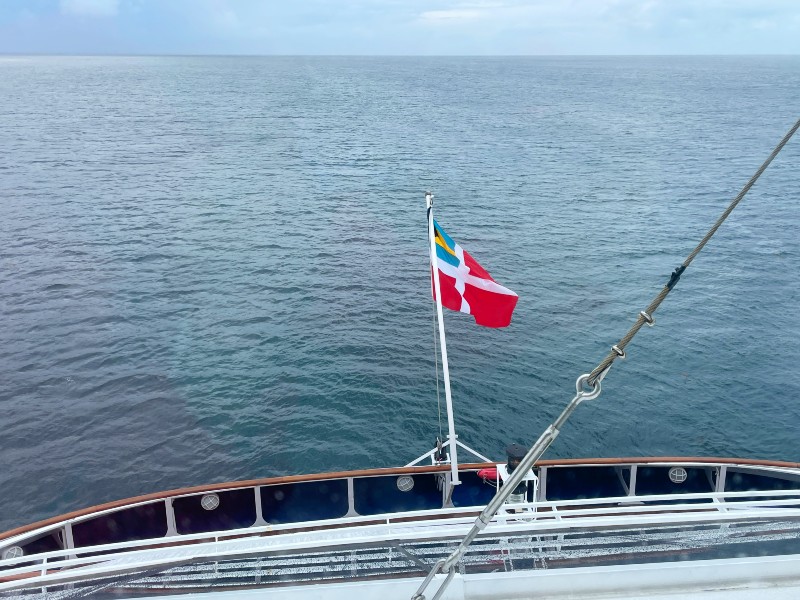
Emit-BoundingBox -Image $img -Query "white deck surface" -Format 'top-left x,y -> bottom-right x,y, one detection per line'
136,554 -> 800,600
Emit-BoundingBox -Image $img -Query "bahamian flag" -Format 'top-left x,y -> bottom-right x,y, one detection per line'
432,219 -> 518,328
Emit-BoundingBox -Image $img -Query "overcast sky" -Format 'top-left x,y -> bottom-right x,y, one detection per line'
1,0 -> 799,55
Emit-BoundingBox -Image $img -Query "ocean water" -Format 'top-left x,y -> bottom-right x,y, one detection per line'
0,56 -> 798,532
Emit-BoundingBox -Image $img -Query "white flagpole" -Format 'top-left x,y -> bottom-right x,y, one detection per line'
426,192 -> 460,486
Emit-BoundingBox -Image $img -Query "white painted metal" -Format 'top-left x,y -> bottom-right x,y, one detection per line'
405,446 -> 440,467
5,461 -> 800,599
253,486 -> 267,526
415,373 -> 609,599
5,462 -> 798,558
716,465 -> 728,492
405,440 -> 491,467
425,192 -> 460,486
629,464 -> 639,495
131,555 -> 800,600
496,464 -> 539,509
4,488 -> 800,590
4,484 -> 800,565
454,439 -> 491,463
10,534 -> 800,599
345,477 -> 358,517
165,497 -> 178,536
460,554 -> 800,600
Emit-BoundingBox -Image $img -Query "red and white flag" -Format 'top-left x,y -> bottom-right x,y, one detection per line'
432,219 -> 518,328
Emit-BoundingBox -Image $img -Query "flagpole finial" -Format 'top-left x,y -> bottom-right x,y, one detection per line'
426,191 -> 433,209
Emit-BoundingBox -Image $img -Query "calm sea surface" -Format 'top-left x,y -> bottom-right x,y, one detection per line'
0,56 -> 798,531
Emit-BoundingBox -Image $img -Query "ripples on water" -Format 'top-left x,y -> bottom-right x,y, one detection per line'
0,56 -> 798,531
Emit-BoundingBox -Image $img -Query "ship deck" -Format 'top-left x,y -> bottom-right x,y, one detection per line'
3,457 -> 800,598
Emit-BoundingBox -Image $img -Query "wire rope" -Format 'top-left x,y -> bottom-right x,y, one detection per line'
587,117 -> 800,386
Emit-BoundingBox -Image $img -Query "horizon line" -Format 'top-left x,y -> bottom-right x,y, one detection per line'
1,52 -> 799,58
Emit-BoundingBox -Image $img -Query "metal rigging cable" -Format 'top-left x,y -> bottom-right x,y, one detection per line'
587,116 -> 800,386
412,116 -> 800,600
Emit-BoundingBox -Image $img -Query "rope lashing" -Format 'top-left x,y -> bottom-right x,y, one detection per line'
587,117 -> 800,387
667,265 -> 686,290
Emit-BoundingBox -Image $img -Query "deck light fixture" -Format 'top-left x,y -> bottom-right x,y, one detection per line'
201,493 -> 220,511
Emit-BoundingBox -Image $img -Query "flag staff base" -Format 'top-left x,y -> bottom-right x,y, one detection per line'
404,437 -> 492,468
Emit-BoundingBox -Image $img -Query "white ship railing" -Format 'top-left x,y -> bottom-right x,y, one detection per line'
3,460 -> 798,552
3,488 -> 800,592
